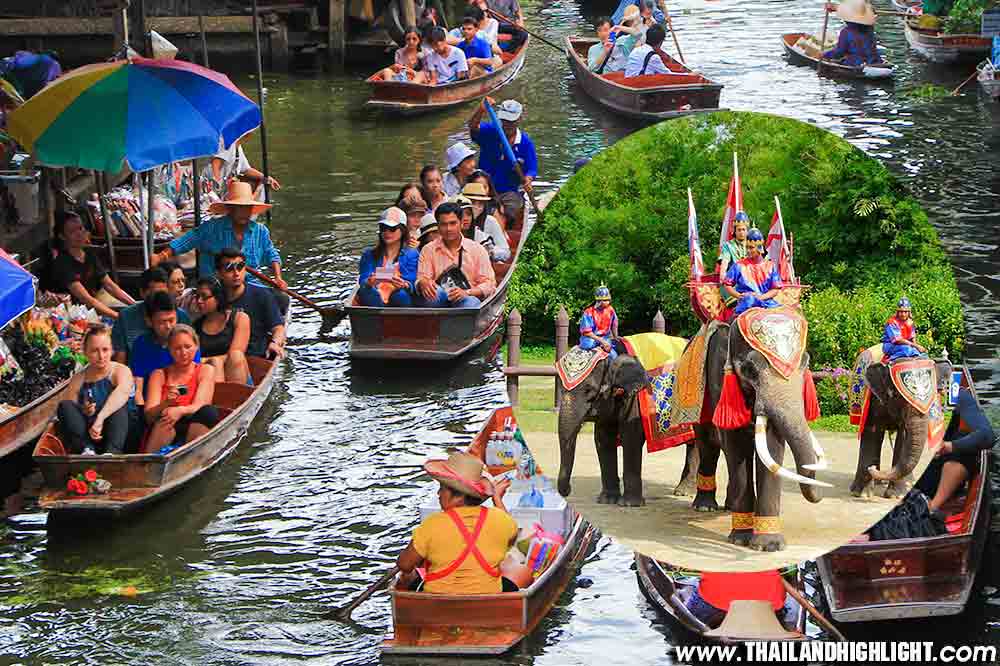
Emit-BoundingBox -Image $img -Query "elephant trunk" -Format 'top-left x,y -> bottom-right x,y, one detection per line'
868,411 -> 927,482
753,414 -> 832,490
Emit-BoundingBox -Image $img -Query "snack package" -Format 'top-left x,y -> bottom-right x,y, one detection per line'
0,336 -> 23,382
524,523 -> 564,577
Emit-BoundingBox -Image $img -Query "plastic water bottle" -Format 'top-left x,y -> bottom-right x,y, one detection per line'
517,486 -> 545,508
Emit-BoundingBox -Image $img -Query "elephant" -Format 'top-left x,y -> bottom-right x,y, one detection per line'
696,313 -> 830,552
850,359 -> 952,499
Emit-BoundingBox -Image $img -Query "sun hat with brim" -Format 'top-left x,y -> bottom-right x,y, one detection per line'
703,600 -> 803,641
425,451 -> 494,500
403,200 -> 428,215
451,194 -> 474,210
497,99 -> 523,122
379,206 -> 406,228
445,142 -> 477,171
419,214 -> 439,236
461,182 -> 491,201
836,0 -> 877,26
208,180 -> 272,216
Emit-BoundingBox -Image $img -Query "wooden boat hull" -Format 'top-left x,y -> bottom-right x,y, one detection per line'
817,366 -> 990,622
780,33 -> 895,80
635,554 -> 808,644
365,38 -> 529,115
346,227 -> 528,360
32,318 -> 288,518
382,513 -> 593,655
904,20 -> 991,64
565,37 -> 723,121
0,372 -> 79,460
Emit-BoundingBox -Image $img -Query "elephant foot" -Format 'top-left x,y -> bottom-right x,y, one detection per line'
883,480 -> 910,499
596,491 -> 621,505
673,476 -> 697,497
691,491 -> 720,512
850,478 -> 873,498
728,529 -> 753,547
618,493 -> 645,507
750,532 -> 787,552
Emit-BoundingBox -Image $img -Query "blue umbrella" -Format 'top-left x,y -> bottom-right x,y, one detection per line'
0,249 -> 35,330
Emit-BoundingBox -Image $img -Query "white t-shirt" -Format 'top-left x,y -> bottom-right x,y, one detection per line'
448,22 -> 499,47
425,46 -> 469,84
625,45 -> 671,77
473,214 -> 511,261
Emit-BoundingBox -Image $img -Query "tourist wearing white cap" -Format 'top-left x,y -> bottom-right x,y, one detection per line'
467,96 -> 538,229
357,207 -> 420,307
443,142 -> 478,197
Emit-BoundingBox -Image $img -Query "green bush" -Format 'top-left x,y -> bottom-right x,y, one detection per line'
943,0 -> 997,34
814,370 -> 853,416
511,111 -> 964,368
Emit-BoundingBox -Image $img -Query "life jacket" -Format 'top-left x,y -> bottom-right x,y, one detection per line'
423,507 -> 501,582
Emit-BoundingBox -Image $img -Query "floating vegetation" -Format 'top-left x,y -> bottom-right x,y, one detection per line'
0,564 -> 195,607
899,84 -> 951,100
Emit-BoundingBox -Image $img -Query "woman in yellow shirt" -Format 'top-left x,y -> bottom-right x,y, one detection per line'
397,451 -> 529,594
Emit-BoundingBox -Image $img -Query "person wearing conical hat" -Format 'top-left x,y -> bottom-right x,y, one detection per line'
882,296 -> 926,361
396,451 -> 525,594
579,285 -> 619,359
822,0 -> 885,67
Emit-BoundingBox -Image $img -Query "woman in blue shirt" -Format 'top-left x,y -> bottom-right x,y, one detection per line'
822,0 -> 884,67
358,207 -> 420,307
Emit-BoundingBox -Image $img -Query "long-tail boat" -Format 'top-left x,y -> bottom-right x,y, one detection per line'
903,16 -> 991,64
817,365 -> 991,622
365,38 -> 530,115
0,373 -> 79,460
565,37 -> 723,121
381,408 -> 593,655
345,226 -> 528,361
780,33 -> 895,80
635,555 -> 810,643
31,324 -> 288,520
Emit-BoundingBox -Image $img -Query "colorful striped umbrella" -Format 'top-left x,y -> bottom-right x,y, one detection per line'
0,249 -> 34,331
7,57 -> 261,173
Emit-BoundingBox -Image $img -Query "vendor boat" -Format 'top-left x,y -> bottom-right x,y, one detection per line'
31,312 -> 289,520
382,412 -> 593,656
817,365 -> 991,622
780,33 -> 895,80
364,38 -> 529,115
0,373 -> 79,460
345,226 -> 528,360
903,16 -> 991,64
978,60 -> 1000,100
635,555 -> 810,644
565,37 -> 723,121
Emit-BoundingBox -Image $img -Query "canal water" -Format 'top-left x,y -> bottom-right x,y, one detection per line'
2,0 -> 1000,663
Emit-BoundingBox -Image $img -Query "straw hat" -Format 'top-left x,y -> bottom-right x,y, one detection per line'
419,213 -> 439,237
461,182 -> 491,201
424,451 -> 494,500
451,194 -> 474,210
837,0 -> 877,26
622,4 -> 640,23
208,180 -> 272,216
703,600 -> 803,641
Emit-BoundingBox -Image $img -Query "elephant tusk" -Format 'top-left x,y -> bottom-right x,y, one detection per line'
801,431 -> 828,471
754,416 -> 832,488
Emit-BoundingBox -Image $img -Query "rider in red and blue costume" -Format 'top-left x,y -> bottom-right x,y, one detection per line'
882,297 -> 926,361
579,284 -> 618,359
722,228 -> 782,318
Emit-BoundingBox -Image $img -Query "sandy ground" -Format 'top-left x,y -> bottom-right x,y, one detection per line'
525,429 -> 934,572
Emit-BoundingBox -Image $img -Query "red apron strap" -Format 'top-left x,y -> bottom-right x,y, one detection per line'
423,507 -> 500,582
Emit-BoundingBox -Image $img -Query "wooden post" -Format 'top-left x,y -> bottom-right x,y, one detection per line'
555,305 -> 569,410
506,309 -> 522,407
95,171 -> 118,283
40,168 -> 55,238
112,1 -> 130,56
251,0 -> 273,223
198,14 -> 210,67
652,310 -> 665,334
328,0 -> 346,65
128,0 -> 147,55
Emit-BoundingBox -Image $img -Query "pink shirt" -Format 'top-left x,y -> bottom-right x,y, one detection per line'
417,237 -> 497,298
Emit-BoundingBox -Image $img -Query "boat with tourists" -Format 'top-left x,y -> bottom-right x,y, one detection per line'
365,37 -> 530,115
565,37 -> 723,121
31,312 -> 289,520
817,365 -> 991,622
903,16 -> 991,64
780,32 -> 895,79
978,60 -> 1000,100
345,224 -> 529,360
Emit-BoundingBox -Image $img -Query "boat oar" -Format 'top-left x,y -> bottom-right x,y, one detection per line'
483,99 -> 543,224
328,565 -> 400,622
245,265 -> 346,326
818,3 -> 831,76
665,13 -> 685,64
951,69 -> 980,96
780,577 -> 847,642
484,7 -> 563,54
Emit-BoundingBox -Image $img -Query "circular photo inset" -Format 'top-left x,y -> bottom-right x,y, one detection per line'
510,111 -> 964,571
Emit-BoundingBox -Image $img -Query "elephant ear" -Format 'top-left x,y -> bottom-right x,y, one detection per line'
610,355 -> 648,397
934,360 -> 953,391
865,363 -> 893,407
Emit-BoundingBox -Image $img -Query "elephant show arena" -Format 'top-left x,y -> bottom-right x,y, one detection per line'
525,428 -> 934,572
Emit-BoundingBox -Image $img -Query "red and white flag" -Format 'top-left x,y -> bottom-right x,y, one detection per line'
767,197 -> 795,283
718,152 -> 743,255
688,188 -> 705,280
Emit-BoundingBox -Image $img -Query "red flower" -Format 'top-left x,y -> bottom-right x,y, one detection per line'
66,478 -> 76,493
66,479 -> 88,495
84,469 -> 98,483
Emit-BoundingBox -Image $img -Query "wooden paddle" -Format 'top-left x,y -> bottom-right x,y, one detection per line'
665,12 -> 686,64
780,577 -> 847,642
328,565 -> 401,622
245,265 -> 346,326
483,99 -> 543,224
484,7 -> 563,53
951,69 -> 980,96
818,3 -> 832,75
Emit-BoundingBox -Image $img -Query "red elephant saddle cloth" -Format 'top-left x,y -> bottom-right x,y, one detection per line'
735,306 -> 808,379
890,358 -> 938,415
556,345 -> 608,391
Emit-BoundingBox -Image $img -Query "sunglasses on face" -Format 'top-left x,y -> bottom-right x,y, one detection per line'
380,224 -> 402,232
195,292 -> 215,302
223,261 -> 246,272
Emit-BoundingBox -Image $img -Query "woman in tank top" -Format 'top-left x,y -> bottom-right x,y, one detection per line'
193,277 -> 251,385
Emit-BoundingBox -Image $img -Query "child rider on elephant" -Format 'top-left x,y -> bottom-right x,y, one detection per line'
579,284 -> 619,359
882,297 -> 926,362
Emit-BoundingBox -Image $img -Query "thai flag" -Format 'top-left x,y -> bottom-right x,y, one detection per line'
688,188 -> 705,280
718,152 -> 742,255
767,199 -> 796,283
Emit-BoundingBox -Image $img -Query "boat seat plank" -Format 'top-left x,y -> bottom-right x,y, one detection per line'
213,382 -> 255,410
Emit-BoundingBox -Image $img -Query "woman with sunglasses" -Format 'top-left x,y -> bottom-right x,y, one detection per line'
358,207 -> 420,307
467,169 -> 507,231
193,277 -> 251,385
